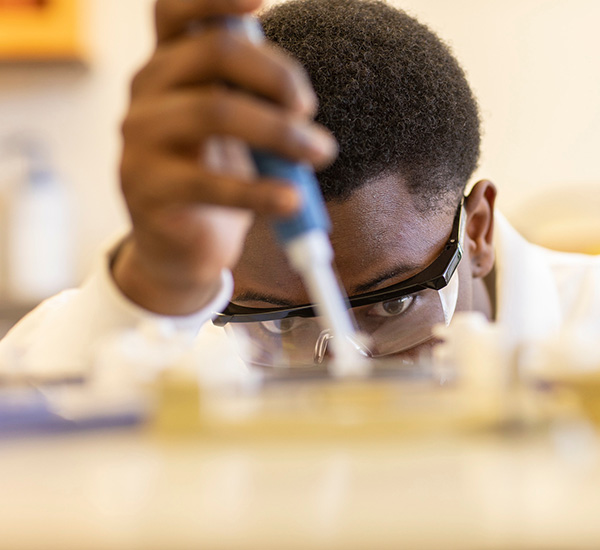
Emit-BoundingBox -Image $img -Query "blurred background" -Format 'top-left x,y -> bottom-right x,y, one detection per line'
0,0 -> 599,326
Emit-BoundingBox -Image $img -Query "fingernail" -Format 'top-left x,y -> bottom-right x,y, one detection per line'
273,187 -> 302,214
294,124 -> 338,159
291,77 -> 317,114
295,91 -> 318,116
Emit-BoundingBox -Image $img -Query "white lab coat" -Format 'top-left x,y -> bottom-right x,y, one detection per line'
1,214 -> 599,376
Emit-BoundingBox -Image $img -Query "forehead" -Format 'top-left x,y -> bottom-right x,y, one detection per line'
232,174 -> 451,303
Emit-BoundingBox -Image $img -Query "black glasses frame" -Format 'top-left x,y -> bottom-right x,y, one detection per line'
213,198 -> 465,327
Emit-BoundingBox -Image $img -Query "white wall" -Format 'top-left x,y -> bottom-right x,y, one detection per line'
392,0 -> 600,219
0,0 -> 599,282
0,0 -> 156,282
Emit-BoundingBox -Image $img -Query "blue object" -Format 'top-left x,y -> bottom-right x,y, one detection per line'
251,150 -> 331,243
0,386 -> 144,439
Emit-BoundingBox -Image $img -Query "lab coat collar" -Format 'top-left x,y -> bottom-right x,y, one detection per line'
493,212 -> 563,344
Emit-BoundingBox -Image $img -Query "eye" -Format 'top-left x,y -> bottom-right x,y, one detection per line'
369,295 -> 414,317
259,318 -> 300,335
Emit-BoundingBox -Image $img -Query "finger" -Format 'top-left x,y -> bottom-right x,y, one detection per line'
132,29 -> 317,116
201,137 -> 258,178
123,155 -> 302,216
125,87 -> 337,168
155,0 -> 262,44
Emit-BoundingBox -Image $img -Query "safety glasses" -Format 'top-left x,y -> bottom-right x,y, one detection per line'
214,198 -> 466,367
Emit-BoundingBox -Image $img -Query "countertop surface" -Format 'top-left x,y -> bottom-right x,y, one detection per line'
2,420 -> 600,550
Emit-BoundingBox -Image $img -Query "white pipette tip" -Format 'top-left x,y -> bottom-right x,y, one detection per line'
288,231 -> 371,378
329,353 -> 372,379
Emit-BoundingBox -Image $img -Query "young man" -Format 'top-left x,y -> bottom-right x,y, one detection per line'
2,0 -> 599,373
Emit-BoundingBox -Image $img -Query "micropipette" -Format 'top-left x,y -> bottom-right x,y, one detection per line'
237,16 -> 369,376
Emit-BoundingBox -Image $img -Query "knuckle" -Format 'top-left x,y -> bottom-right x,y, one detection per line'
120,104 -> 150,142
120,112 -> 137,140
130,50 -> 169,97
120,103 -> 160,157
129,68 -> 147,98
119,153 -> 139,197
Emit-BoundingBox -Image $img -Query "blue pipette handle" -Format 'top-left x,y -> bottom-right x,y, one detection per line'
229,17 -> 332,244
251,150 -> 331,244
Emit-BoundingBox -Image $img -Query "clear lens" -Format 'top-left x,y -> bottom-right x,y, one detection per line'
351,287 -> 449,357
229,316 -> 322,367
226,272 -> 460,368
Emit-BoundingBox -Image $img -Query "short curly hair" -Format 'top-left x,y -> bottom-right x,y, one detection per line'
260,0 -> 481,212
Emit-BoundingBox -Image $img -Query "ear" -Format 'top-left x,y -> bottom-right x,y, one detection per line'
464,180 -> 497,278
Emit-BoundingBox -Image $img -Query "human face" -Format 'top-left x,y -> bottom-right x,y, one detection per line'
228,174 -> 482,365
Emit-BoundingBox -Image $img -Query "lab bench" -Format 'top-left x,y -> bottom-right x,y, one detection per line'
1,387 -> 599,550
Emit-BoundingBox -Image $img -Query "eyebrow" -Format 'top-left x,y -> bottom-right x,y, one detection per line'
350,263 -> 422,294
232,290 -> 297,308
233,262 -> 421,307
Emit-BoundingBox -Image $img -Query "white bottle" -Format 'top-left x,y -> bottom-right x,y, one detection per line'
7,145 -> 74,302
